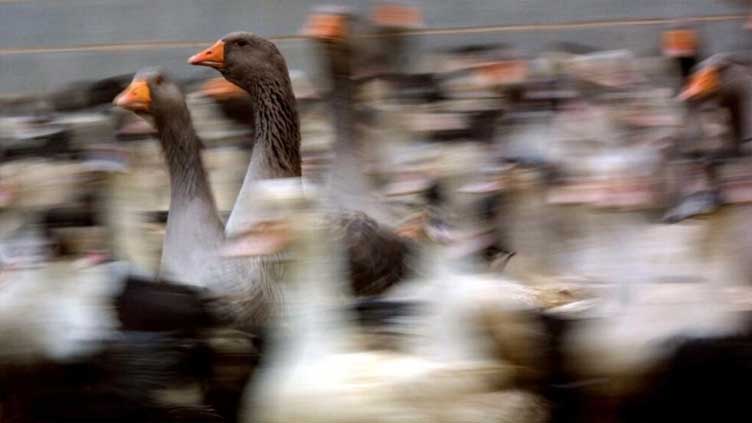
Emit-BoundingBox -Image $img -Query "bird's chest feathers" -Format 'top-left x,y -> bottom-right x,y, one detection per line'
161,199 -> 224,284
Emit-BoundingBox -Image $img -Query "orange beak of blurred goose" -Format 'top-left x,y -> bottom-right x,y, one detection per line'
113,79 -> 151,112
188,40 -> 226,68
201,78 -> 247,100
302,13 -> 348,41
678,67 -> 719,101
221,220 -> 291,257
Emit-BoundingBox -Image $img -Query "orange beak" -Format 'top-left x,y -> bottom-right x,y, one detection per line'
302,13 -> 347,40
475,60 -> 528,86
221,220 -> 291,257
395,212 -> 429,241
662,29 -> 698,58
371,3 -> 423,28
679,67 -> 719,101
201,78 -> 247,100
113,79 -> 151,112
188,40 -> 225,68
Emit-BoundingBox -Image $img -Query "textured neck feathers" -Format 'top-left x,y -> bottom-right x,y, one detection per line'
248,77 -> 302,178
224,72 -> 303,235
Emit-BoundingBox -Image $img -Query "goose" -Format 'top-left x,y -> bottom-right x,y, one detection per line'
368,1 -> 424,79
113,69 -> 278,329
385,146 -> 550,388
661,25 -> 699,83
189,31 -> 414,296
543,282 -> 750,423
47,74 -> 133,112
302,7 -> 394,224
223,179 -> 433,423
0,255 -> 228,422
222,178 -> 546,423
615,297 -> 752,423
672,52 -> 752,282
662,53 -> 752,222
200,77 -> 254,129
188,34 -> 302,236
0,155 -> 93,267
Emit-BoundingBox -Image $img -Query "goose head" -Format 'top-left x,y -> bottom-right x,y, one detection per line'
113,68 -> 186,120
679,53 -> 752,144
189,32 -> 291,94
678,53 -> 738,102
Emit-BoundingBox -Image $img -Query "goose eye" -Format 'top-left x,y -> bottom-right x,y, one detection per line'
154,75 -> 164,86
236,39 -> 249,47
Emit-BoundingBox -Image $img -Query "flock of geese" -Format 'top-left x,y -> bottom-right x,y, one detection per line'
4,4 -> 752,423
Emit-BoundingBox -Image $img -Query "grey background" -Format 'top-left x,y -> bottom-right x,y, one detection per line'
1,0 -> 752,94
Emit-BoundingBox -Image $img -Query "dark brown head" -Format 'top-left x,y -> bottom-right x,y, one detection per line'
113,68 -> 186,118
188,32 -> 290,92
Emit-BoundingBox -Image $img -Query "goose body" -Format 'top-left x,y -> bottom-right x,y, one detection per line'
227,180 -> 428,423
0,259 -> 233,423
395,146 -> 548,379
225,179 -> 541,423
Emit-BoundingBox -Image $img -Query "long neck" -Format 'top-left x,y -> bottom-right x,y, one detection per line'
327,72 -> 369,198
226,75 -> 302,235
248,77 -> 302,179
406,244 -> 491,362
153,103 -> 225,281
722,65 -> 752,146
330,72 -> 357,158
155,105 -> 216,205
324,48 -> 392,222
274,221 -> 355,362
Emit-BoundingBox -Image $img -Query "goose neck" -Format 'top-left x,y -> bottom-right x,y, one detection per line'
247,78 -> 302,179
154,105 -> 212,200
275,218 -> 354,357
223,75 -> 303,235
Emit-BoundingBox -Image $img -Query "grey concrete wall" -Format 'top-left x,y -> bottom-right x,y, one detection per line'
1,0 -> 752,94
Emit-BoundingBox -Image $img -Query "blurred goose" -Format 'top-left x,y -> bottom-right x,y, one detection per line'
47,74 -> 133,112
386,146 -> 549,386
199,77 -> 254,131
661,25 -> 699,82
303,7 -> 393,224
546,281 -> 749,423
223,179 -> 432,422
665,53 -> 752,222
369,1 -> 424,78
223,178 -> 546,423
0,256 -> 227,422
